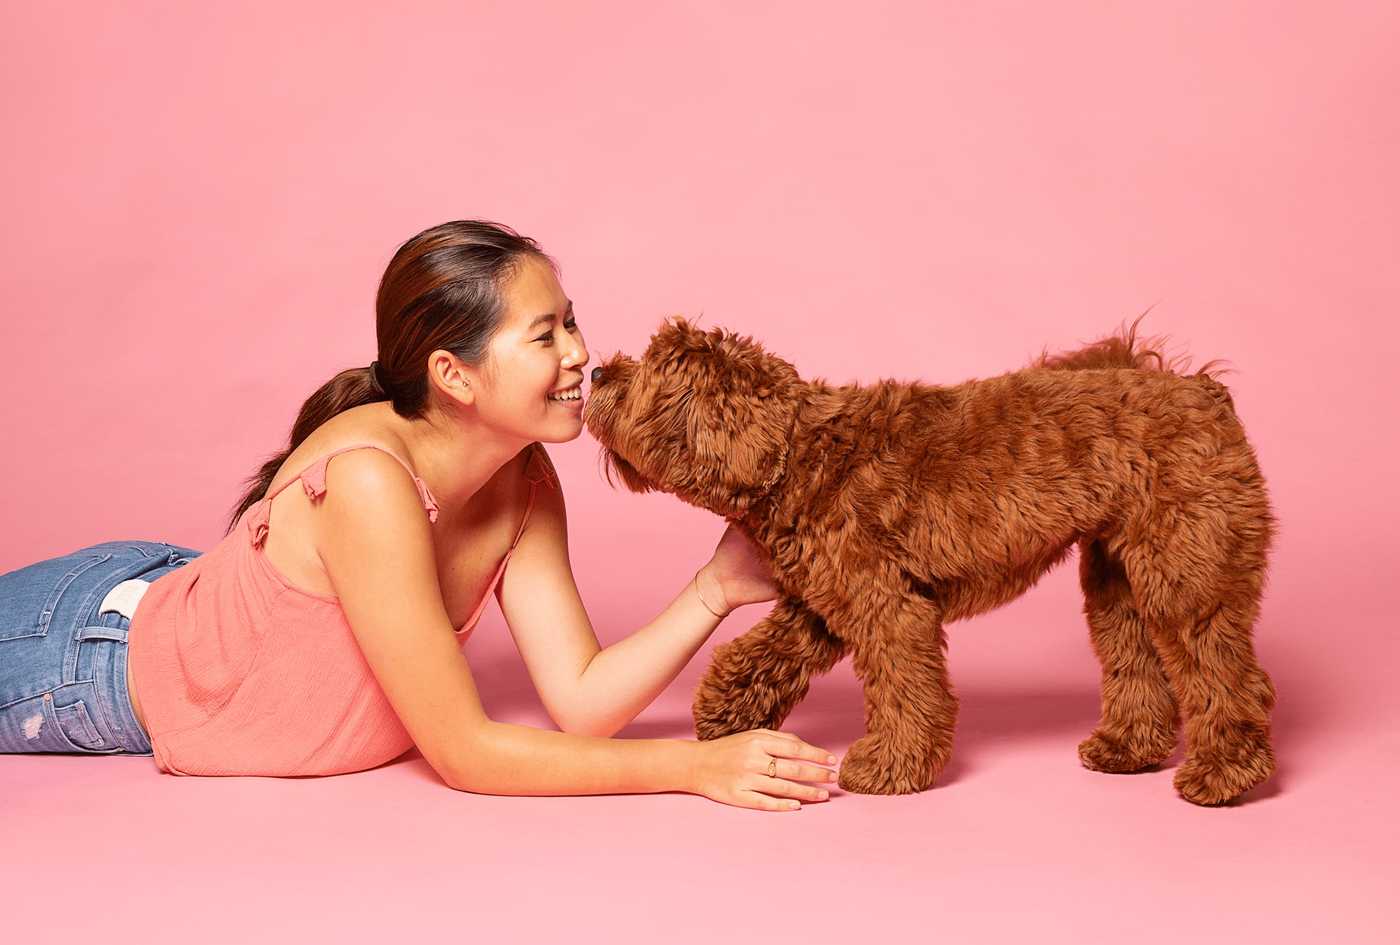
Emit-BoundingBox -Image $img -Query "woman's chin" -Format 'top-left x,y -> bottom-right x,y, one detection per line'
536,416 -> 586,443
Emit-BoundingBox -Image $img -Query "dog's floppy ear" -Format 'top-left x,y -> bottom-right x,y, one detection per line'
684,331 -> 798,513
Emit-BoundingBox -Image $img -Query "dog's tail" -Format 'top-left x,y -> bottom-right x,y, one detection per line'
1030,307 -> 1237,409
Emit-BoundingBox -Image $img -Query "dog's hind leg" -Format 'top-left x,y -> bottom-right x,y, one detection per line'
1148,594 -> 1276,806
1122,499 -> 1278,806
831,589 -> 957,795
692,597 -> 846,740
1076,537 -> 1180,774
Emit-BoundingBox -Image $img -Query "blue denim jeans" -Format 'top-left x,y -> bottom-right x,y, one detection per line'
0,540 -> 202,756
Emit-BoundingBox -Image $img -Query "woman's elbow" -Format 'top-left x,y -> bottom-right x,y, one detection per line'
439,722 -> 500,792
557,712 -> 622,739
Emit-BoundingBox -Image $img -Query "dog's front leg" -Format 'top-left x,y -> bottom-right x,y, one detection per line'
692,597 -> 845,740
829,588 -> 958,795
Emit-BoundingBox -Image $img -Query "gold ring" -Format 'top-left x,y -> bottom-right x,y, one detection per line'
767,758 -> 777,778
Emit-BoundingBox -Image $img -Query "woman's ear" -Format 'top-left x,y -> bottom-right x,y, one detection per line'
428,349 -> 479,407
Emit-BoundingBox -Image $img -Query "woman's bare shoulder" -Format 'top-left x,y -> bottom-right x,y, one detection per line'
268,403 -> 412,493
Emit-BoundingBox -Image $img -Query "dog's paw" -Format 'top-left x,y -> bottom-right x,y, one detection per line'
1078,728 -> 1176,774
836,734 -> 944,795
692,704 -> 787,741
692,711 -> 744,741
692,688 -> 779,741
691,664 -> 792,740
1173,740 -> 1275,806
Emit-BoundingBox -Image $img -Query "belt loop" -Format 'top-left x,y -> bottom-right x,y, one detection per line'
77,624 -> 130,643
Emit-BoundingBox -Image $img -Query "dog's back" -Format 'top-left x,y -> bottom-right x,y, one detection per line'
1030,312 -> 1237,412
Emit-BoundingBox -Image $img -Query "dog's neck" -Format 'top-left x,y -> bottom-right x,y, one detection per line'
716,449 -> 787,536
734,382 -> 905,538
732,383 -> 836,532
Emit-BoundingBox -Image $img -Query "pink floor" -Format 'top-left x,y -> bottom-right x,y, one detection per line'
9,550 -> 1397,943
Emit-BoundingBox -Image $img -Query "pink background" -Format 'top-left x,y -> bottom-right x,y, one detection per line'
4,2 -> 1398,942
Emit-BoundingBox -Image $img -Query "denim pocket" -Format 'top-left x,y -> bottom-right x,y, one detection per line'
0,691 -> 120,753
49,696 -> 113,751
0,552 -> 112,642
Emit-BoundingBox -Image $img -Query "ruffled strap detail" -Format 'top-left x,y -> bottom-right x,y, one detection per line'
299,457 -> 331,499
415,478 -> 440,524
248,499 -> 271,549
246,444 -> 441,548
300,450 -> 440,523
308,449 -> 440,522
524,443 -> 558,489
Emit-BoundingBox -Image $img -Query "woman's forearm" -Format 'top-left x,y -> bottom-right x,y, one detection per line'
568,572 -> 726,737
453,720 -> 695,796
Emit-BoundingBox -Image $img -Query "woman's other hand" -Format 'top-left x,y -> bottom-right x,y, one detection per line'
688,729 -> 838,811
698,522 -> 780,615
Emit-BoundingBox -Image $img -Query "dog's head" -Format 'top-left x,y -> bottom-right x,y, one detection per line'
583,317 -> 803,517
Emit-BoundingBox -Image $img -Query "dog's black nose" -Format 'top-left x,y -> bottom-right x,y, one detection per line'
591,366 -> 604,384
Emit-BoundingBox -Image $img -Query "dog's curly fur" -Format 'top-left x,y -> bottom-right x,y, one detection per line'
583,315 -> 1278,805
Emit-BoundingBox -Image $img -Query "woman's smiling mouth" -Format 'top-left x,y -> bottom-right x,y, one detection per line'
548,382 -> 584,406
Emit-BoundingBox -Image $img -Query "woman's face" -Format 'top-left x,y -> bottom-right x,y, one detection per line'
468,254 -> 591,444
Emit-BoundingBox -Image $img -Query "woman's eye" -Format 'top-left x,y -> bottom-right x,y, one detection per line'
536,317 -> 577,344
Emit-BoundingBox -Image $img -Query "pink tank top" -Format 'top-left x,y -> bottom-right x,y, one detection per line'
127,442 -> 557,777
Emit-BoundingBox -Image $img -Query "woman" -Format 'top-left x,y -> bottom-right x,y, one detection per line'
0,220 -> 837,811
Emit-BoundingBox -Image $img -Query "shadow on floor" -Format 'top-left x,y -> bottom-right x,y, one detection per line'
392,638 -> 1321,805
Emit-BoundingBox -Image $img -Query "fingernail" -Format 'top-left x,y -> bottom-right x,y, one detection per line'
827,755 -> 837,764
818,790 -> 829,800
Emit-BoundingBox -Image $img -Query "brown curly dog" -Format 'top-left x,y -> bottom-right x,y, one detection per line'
583,315 -> 1277,806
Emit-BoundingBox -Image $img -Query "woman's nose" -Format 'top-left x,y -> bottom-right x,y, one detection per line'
591,366 -> 604,384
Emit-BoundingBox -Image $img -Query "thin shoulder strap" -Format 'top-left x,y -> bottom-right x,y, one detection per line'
297,444 -> 438,518
248,443 -> 439,548
524,442 -> 558,489
454,445 -> 558,636
507,443 -> 558,550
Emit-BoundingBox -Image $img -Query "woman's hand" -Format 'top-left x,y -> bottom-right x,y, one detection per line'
688,729 -> 838,811
697,522 -> 780,615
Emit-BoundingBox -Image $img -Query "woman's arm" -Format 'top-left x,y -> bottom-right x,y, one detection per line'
318,450 -> 832,808
495,459 -> 739,737
314,449 -> 687,790
457,721 -> 694,794
564,571 -> 726,737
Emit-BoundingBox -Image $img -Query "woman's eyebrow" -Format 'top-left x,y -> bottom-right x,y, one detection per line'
526,299 -> 574,331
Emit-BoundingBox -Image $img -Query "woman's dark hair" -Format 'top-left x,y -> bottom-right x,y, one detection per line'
223,219 -> 555,536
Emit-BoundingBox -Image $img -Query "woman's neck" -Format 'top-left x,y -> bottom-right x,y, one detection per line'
386,404 -> 532,520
